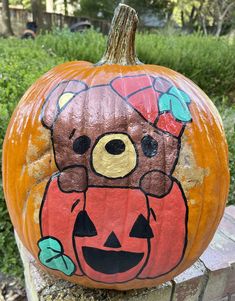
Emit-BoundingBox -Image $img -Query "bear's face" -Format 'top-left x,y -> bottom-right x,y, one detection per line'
44,83 -> 179,195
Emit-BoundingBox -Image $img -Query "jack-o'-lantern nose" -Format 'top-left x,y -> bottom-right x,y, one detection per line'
104,231 -> 121,248
91,133 -> 137,179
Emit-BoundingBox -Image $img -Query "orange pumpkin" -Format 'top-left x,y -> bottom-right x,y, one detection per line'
2,4 -> 229,290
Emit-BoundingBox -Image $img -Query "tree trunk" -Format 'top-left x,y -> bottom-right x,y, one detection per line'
215,18 -> 223,37
1,0 -> 14,37
31,0 -> 44,32
181,10 -> 185,27
214,1 -> 235,37
200,13 -> 208,36
64,0 -> 68,16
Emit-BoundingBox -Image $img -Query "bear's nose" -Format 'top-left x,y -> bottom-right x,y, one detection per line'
105,139 -> 125,155
91,133 -> 137,179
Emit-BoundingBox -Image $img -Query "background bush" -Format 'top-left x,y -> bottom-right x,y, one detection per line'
0,30 -> 234,279
0,38 -> 63,278
36,30 -> 235,97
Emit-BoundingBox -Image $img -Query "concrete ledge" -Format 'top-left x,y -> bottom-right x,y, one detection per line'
15,206 -> 235,301
0,273 -> 25,301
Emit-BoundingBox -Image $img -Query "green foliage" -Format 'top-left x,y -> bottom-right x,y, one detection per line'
79,0 -> 118,19
78,0 -> 173,20
0,31 -> 234,280
0,183 -> 22,278
0,38 -> 63,279
36,29 -> 105,62
0,38 -> 64,167
217,102 -> 235,206
36,30 -> 235,97
136,33 -> 235,97
125,0 -> 174,16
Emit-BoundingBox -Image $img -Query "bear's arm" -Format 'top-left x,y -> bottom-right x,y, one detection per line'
139,170 -> 173,198
58,166 -> 88,193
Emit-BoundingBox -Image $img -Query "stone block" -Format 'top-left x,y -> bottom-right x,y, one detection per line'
124,282 -> 172,301
200,208 -> 235,301
230,293 -> 235,301
225,206 -> 235,220
217,297 -> 229,301
226,262 -> 235,295
172,261 -> 207,301
200,268 -> 229,301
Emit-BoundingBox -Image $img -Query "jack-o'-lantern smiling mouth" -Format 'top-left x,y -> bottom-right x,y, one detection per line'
82,247 -> 144,274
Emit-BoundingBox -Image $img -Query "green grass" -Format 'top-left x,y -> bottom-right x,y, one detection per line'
0,31 -> 234,279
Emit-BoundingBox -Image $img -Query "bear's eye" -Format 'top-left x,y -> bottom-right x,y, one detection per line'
73,135 -> 91,155
141,135 -> 158,158
129,214 -> 154,238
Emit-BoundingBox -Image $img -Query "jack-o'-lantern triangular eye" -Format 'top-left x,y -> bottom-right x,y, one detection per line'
73,210 -> 97,237
130,214 -> 154,238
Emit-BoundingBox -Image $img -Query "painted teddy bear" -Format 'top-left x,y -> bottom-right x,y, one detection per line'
38,74 -> 192,284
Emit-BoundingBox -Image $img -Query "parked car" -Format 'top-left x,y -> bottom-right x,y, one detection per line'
70,21 -> 91,33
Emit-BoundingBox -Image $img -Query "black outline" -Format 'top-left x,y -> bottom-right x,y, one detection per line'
150,208 -> 156,221
38,74 -> 192,284
69,128 -> 76,140
71,199 -> 80,213
135,194 -> 152,278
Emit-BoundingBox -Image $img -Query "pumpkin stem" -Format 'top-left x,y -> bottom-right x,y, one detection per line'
96,3 -> 142,66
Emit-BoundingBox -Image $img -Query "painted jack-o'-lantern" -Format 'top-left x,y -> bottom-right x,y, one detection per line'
2,4 -> 229,290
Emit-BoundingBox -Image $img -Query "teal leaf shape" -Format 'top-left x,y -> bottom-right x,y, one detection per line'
38,237 -> 76,276
159,86 -> 192,122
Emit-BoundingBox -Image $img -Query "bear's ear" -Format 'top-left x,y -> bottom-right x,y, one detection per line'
41,80 -> 88,129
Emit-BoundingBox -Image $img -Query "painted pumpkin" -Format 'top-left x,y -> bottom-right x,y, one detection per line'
2,4 -> 229,290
